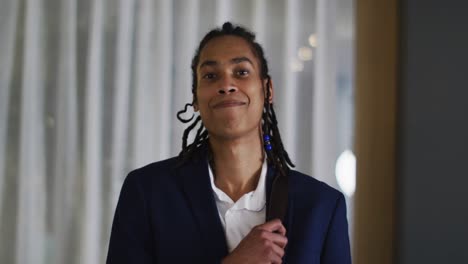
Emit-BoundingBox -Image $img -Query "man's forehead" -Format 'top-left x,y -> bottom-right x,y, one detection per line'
198,36 -> 259,68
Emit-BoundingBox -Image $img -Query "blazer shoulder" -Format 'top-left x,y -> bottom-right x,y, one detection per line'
125,156 -> 180,186
132,156 -> 179,173
288,169 -> 345,204
287,170 -> 351,264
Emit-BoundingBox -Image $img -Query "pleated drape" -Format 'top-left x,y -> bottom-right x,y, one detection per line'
52,0 -> 79,263
0,1 -> 355,263
16,0 -> 47,263
80,0 -> 105,262
280,0 -> 300,160
109,0 -> 136,221
170,0 -> 200,155
313,0 -> 338,185
0,0 -> 19,231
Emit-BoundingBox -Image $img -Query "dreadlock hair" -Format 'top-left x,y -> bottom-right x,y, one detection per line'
176,22 -> 295,177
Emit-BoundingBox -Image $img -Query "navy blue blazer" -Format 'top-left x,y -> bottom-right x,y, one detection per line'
106,152 -> 351,263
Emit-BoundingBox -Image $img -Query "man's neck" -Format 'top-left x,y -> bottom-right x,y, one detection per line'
209,132 -> 264,202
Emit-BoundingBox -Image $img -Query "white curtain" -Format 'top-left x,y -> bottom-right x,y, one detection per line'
0,0 -> 354,263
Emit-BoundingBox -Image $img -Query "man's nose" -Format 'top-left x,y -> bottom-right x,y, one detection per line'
218,86 -> 238,94
217,77 -> 238,94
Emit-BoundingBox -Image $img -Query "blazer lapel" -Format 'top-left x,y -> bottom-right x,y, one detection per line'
176,155 -> 228,259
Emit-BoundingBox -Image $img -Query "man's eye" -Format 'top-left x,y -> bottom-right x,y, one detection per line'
237,70 -> 249,76
203,73 -> 216,79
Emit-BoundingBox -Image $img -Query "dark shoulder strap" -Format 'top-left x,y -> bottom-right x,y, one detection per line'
266,171 -> 289,222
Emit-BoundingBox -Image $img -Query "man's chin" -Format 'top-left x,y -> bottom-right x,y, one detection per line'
207,126 -> 261,142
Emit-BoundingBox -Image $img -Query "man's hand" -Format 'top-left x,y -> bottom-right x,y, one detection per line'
221,219 -> 288,264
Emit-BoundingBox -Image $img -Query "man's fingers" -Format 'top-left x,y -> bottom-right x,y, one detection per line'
227,221 -> 288,264
267,232 -> 288,248
256,219 -> 286,236
271,242 -> 285,258
274,222 -> 286,236
271,253 -> 283,264
266,244 -> 283,264
257,230 -> 288,248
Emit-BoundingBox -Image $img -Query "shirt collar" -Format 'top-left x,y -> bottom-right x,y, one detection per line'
208,157 -> 267,212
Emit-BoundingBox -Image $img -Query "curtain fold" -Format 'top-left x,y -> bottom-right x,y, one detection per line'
151,0 -> 173,160
16,0 -> 47,263
170,0 -> 200,156
109,0 -> 135,221
52,0 -> 79,263
280,0 -> 300,161
215,0 -> 230,25
132,0 -> 157,169
0,0 -> 19,230
80,0 -> 104,262
252,0 -> 266,43
0,1 -> 355,263
313,0 -> 338,186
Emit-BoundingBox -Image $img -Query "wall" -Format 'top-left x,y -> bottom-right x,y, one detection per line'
398,0 -> 468,263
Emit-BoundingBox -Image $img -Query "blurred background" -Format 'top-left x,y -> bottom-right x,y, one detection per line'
0,0 -> 355,263
1,0 -> 467,264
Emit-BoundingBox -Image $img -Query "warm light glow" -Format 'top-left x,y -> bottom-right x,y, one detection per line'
308,34 -> 318,48
290,59 -> 304,72
335,150 -> 356,197
298,46 -> 313,61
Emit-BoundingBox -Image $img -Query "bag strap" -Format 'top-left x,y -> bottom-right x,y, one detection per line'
266,171 -> 289,222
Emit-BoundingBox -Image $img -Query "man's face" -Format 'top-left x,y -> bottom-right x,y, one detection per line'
194,35 -> 271,140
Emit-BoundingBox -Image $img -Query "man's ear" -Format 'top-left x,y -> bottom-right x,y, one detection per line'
263,78 -> 274,103
193,101 -> 199,112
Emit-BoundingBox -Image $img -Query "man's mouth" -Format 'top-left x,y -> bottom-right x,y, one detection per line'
213,100 -> 246,109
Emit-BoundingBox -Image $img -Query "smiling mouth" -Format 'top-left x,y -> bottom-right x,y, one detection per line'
213,101 -> 246,109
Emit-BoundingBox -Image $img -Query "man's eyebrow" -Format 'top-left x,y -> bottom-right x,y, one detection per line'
199,60 -> 218,69
230,56 -> 254,66
199,56 -> 254,69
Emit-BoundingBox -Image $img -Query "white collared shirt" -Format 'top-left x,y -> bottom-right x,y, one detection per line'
208,159 -> 267,252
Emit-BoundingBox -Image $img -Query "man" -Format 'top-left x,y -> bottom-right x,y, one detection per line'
107,22 -> 351,264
